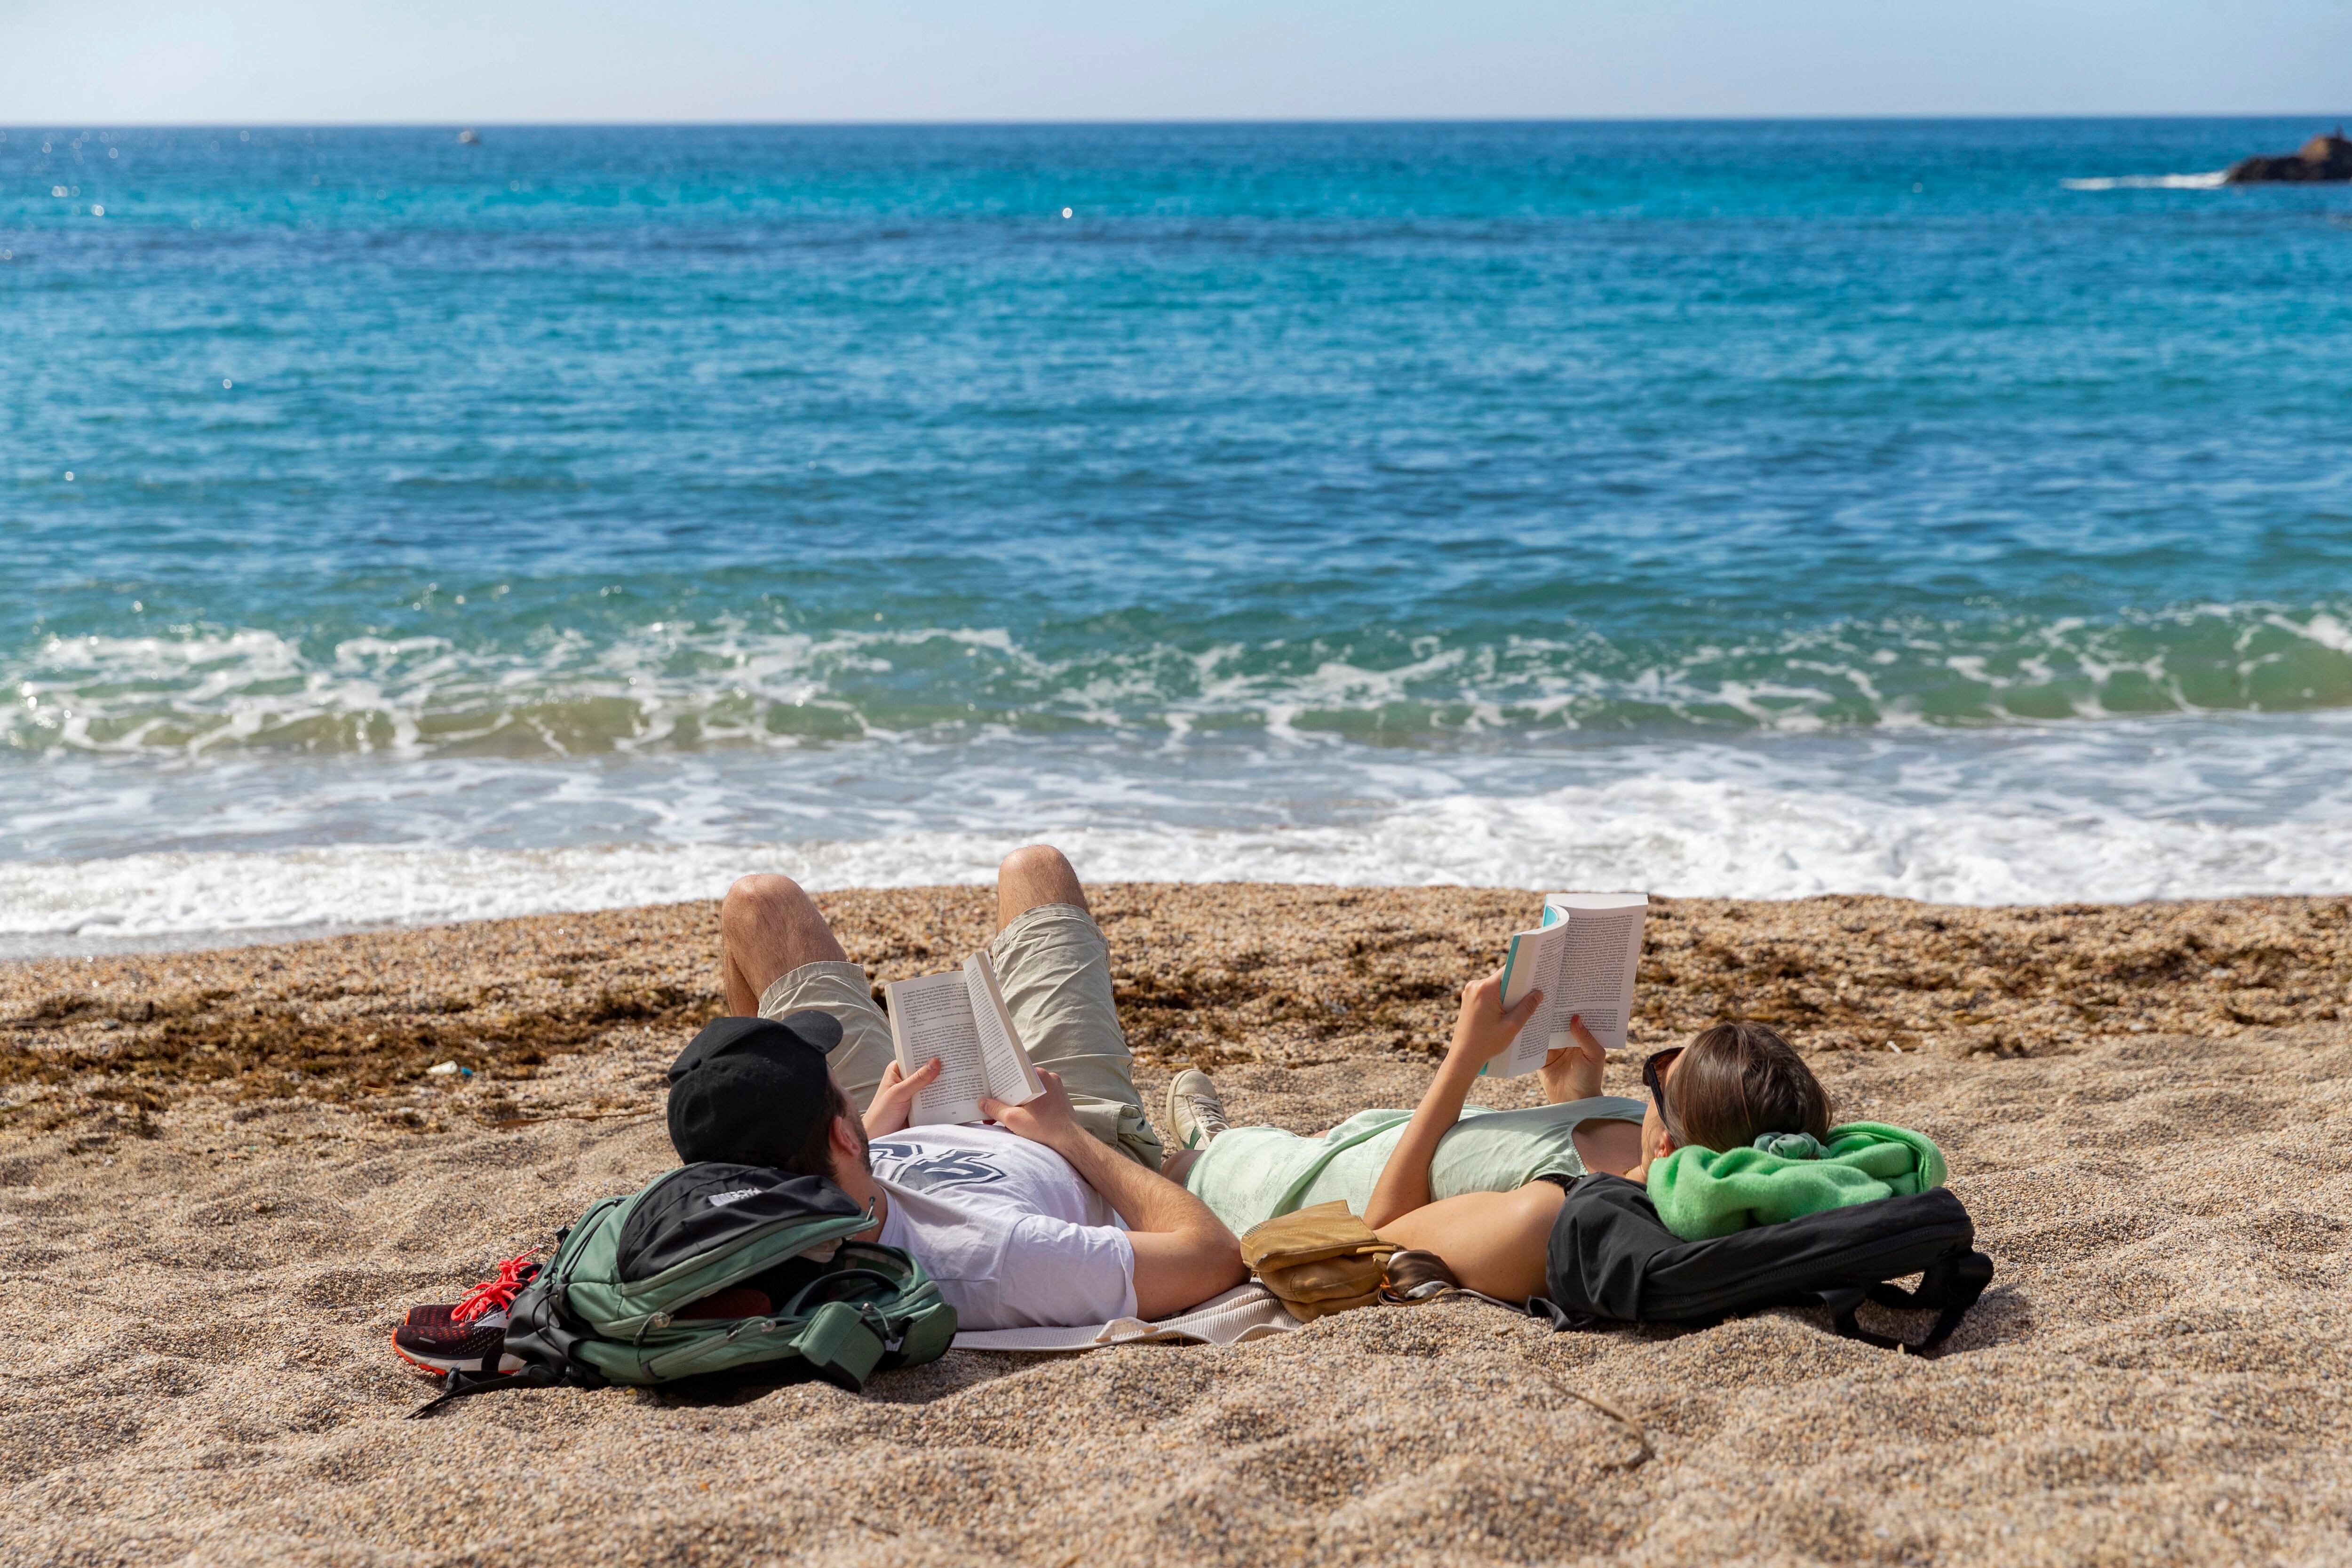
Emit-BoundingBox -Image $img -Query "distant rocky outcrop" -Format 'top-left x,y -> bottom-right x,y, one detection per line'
2224,127 -> 2352,183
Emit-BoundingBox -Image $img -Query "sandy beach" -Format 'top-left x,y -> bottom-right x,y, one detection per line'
6,883 -> 2350,1567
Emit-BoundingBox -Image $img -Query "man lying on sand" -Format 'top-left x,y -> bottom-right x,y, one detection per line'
710,845 -> 1247,1329
392,845 -> 1245,1372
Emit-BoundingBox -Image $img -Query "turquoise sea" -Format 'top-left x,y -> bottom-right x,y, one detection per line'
5,119 -> 2350,951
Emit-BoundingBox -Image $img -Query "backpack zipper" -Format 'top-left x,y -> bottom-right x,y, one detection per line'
641,1314 -> 777,1378
619,1202 -> 878,1322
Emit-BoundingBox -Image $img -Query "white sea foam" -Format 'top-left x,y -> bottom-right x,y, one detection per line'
2062,171 -> 2231,191
7,713 -> 2351,952
4,780 -> 2344,955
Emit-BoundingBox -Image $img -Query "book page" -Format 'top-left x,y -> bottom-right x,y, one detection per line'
883,969 -> 990,1126
963,951 -> 1044,1106
1495,922 -> 1571,1078
1539,892 -> 1647,1059
1494,893 -> 1648,1076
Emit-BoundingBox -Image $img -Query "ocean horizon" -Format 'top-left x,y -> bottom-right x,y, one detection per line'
7,117 -> 2350,955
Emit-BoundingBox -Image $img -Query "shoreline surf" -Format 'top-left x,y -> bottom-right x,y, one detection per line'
10,708 -> 2352,955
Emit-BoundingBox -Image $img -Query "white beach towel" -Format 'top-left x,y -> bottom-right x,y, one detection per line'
948,1283 -> 1301,1353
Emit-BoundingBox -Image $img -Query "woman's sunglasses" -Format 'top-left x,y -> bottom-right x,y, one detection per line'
1642,1046 -> 1685,1140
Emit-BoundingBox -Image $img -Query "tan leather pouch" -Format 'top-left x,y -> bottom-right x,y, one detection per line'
1241,1201 -> 1399,1322
1259,1251 -> 1387,1303
1240,1200 -> 1390,1269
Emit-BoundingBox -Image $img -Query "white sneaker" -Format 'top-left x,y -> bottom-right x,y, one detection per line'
1163,1068 -> 1231,1151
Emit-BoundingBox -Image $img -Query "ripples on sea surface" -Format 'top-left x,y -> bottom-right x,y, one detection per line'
4,119 -> 2349,949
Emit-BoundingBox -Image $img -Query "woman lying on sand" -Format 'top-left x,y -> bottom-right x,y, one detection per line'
1164,974 -> 1943,1302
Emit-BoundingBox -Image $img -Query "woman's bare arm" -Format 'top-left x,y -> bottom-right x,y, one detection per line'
1361,971 -> 1541,1229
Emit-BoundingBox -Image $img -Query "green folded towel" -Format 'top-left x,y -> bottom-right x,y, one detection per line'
1646,1122 -> 1947,1241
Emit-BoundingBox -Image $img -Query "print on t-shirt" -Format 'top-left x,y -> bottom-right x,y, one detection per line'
868,1141 -> 1013,1194
866,1123 -> 1137,1329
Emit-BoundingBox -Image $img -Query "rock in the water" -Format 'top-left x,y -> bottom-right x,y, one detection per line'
2224,127 -> 2352,183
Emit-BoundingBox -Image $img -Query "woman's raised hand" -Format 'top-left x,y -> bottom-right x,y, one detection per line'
1367,969 -> 1546,1229
1446,969 -> 1543,1071
1539,1013 -> 1607,1104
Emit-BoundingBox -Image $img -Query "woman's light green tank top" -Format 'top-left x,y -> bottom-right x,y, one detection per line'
1183,1095 -> 1645,1233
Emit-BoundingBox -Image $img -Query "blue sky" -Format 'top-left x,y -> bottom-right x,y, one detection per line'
8,0 -> 2349,122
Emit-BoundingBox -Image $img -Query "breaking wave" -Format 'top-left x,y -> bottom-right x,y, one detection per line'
8,602 -> 2352,762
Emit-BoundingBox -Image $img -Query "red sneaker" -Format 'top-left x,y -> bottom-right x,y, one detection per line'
391,1319 -> 522,1377
402,1249 -> 542,1329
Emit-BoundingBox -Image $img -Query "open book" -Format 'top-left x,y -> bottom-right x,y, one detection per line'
1489,892 -> 1649,1079
881,952 -> 1046,1127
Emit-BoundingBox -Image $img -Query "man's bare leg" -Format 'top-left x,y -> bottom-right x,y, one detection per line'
721,874 -> 849,1017
996,843 -> 1088,930
986,844 -> 1166,1169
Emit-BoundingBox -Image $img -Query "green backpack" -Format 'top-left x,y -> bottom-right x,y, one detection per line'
413,1162 -> 956,1415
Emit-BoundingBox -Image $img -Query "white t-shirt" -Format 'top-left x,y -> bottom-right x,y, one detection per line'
866,1122 -> 1136,1332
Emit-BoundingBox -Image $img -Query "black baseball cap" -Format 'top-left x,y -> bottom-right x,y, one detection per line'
666,1011 -> 845,1168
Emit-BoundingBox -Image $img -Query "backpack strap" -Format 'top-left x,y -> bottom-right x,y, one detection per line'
1827,1248 -> 1995,1354
790,1299 -> 890,1391
882,1298 -> 959,1369
1526,1296 -> 1599,1333
407,1268 -> 616,1417
1881,1247 -> 1995,1351
406,1360 -> 569,1419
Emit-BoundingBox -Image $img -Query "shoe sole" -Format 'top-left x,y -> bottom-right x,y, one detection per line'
1161,1075 -> 1192,1149
389,1334 -> 523,1379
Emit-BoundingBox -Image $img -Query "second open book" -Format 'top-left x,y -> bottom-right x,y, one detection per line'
1488,891 -> 1649,1079
881,952 -> 1046,1127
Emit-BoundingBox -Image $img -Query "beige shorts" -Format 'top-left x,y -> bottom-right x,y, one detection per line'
758,901 -> 1165,1170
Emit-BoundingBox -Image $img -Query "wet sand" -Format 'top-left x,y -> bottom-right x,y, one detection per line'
6,885 -> 2350,1566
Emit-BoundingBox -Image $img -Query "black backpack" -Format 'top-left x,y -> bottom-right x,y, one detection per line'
1536,1174 -> 1994,1353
